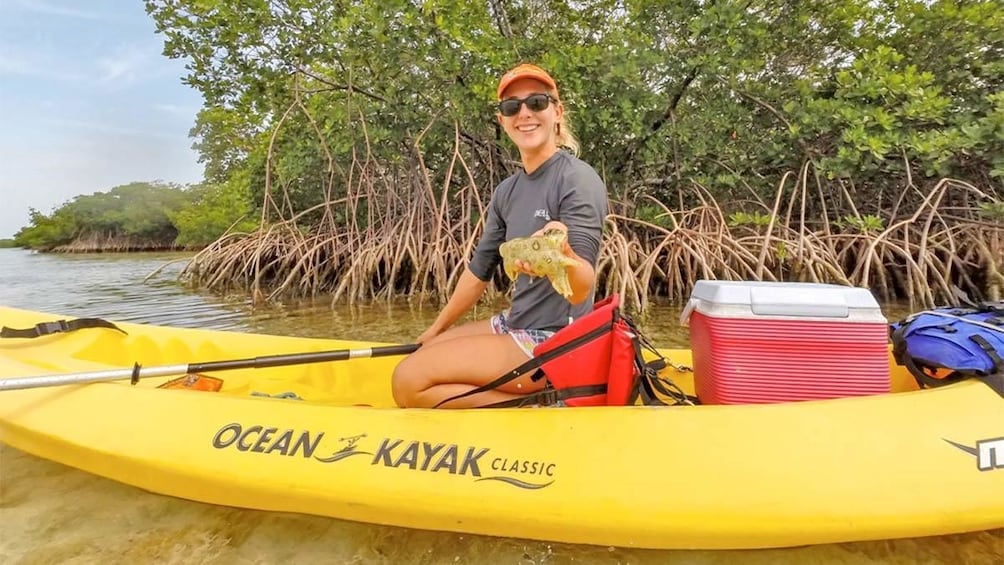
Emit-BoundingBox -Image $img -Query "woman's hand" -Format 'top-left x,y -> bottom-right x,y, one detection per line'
512,221 -> 576,277
416,324 -> 445,345
533,220 -> 568,238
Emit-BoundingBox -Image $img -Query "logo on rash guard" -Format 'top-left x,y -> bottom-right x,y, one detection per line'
534,209 -> 551,220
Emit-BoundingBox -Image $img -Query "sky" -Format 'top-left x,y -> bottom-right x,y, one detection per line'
0,0 -> 204,238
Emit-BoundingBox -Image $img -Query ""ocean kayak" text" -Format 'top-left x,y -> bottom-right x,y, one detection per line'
211,424 -> 558,487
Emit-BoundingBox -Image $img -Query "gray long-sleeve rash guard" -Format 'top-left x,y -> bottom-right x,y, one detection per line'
468,150 -> 608,330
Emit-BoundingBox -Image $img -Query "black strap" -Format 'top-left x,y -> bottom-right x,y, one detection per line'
630,355 -> 696,406
971,335 -> 1004,373
433,320 -> 613,408
890,321 -> 913,366
620,321 -> 696,406
480,384 -> 609,408
969,335 -> 1004,397
981,374 -> 1004,398
896,333 -> 1004,398
900,353 -> 969,390
0,318 -> 126,339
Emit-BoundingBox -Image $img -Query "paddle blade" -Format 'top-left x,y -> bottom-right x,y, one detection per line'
157,373 -> 223,392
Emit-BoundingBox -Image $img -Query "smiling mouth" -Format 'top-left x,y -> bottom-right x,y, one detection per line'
516,124 -> 540,132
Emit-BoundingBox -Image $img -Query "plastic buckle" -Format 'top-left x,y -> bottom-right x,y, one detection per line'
538,388 -> 559,406
35,320 -> 69,336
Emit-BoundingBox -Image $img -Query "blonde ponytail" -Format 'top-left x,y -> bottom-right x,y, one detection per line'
556,104 -> 580,156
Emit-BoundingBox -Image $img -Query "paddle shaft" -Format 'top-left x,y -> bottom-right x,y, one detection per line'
0,343 -> 420,391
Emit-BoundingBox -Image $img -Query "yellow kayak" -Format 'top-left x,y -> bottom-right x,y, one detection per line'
0,305 -> 1001,550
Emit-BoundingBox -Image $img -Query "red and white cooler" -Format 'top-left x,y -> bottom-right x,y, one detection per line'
682,280 -> 890,404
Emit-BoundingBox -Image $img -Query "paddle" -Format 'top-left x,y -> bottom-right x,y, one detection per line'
0,343 -> 420,392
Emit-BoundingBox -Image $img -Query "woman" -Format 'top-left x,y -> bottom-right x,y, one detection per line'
391,63 -> 608,408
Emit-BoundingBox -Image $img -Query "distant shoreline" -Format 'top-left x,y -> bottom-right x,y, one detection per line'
10,233 -> 200,254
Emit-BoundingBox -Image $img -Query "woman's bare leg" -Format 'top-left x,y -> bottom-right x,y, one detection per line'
423,319 -> 495,345
391,330 -> 547,408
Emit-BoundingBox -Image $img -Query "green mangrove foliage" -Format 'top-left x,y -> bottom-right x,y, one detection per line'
15,182 -> 186,251
171,179 -> 259,247
144,0 -> 1003,306
13,181 -> 252,251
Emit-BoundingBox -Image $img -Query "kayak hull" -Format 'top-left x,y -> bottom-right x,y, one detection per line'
1,306 -> 1001,549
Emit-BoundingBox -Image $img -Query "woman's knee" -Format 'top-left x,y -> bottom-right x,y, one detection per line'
391,355 -> 424,407
390,360 -> 411,407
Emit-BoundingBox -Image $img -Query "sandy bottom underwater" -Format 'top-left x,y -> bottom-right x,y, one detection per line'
0,445 -> 1001,565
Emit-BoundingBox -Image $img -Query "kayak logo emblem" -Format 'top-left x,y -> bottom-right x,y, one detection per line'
314,434 -> 371,463
945,437 -> 1004,471
315,434 -> 556,489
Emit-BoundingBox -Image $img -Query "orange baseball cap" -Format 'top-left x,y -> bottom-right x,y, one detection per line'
497,63 -> 559,100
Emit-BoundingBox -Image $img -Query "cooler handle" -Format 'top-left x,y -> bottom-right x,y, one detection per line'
680,298 -> 698,326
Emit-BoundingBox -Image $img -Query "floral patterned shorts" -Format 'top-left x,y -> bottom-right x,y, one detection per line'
490,310 -> 556,358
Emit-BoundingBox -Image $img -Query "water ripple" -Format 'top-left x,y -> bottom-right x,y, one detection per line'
0,249 -> 252,331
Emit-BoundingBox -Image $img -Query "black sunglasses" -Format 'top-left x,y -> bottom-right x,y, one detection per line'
497,93 -> 556,117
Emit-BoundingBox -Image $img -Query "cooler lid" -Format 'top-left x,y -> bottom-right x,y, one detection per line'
688,280 -> 880,318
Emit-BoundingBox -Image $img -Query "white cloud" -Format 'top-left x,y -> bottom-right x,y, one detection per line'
97,46 -> 150,84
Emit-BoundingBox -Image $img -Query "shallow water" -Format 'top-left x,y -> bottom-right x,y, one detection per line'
0,248 -> 1001,564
